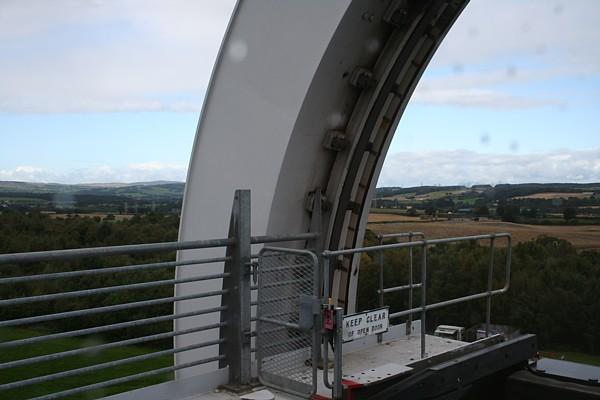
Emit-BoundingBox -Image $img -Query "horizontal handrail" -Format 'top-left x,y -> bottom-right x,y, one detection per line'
389,288 -> 508,319
323,233 -> 510,257
0,257 -> 230,284
29,355 -> 226,400
0,306 -> 227,349
258,316 -> 301,330
0,290 -> 227,328
251,232 -> 318,244
0,272 -> 230,306
381,282 -> 423,294
0,338 -> 226,391
376,231 -> 425,239
0,322 -> 227,370
0,237 -> 234,264
0,232 -> 317,265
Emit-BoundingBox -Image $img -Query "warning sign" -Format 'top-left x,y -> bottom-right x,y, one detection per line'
342,307 -> 389,342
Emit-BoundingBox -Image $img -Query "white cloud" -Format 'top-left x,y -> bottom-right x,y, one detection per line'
378,149 -> 600,187
434,0 -> 600,70
0,1 -> 598,112
0,162 -> 187,184
0,1 -> 236,113
413,0 -> 600,109
412,88 -> 562,109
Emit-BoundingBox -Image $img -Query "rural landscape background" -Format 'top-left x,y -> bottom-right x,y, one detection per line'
1,180 -> 599,398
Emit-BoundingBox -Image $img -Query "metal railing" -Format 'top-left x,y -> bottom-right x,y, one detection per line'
322,231 -> 512,395
376,232 -> 425,340
0,190 -> 318,400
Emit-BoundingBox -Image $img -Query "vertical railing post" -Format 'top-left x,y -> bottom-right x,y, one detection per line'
333,307 -> 344,400
377,235 -> 384,343
420,242 -> 427,359
221,189 -> 252,387
407,233 -> 414,336
486,236 -> 495,337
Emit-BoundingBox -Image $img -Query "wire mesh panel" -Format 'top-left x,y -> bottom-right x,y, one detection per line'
257,248 -> 319,396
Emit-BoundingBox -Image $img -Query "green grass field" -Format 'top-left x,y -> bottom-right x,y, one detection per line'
0,327 -> 173,400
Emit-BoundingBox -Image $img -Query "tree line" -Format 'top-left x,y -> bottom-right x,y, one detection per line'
1,211 -> 599,354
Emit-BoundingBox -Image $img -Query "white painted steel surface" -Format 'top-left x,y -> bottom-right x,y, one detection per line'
175,0 -> 467,378
175,0 -> 352,378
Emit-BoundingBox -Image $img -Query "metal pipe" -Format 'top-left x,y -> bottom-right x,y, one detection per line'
258,317 -> 300,330
420,243 -> 427,359
322,331 -> 332,389
377,235 -> 384,344
0,338 -> 226,391
407,233 -> 414,335
0,257 -> 229,285
0,306 -> 227,349
250,232 -> 318,244
0,290 -> 227,328
378,232 -> 425,239
0,238 -> 235,264
486,236 -> 495,336
389,288 -> 508,320
0,232 -> 317,265
382,282 -> 423,294
333,307 -> 344,399
323,233 -> 511,257
0,322 -> 226,370
0,273 -> 230,307
28,355 -> 226,400
323,257 -> 330,301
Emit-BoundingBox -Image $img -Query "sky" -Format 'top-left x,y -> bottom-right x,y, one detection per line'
0,0 -> 599,187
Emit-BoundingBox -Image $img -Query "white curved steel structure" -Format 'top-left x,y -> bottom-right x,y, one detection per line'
175,0 -> 467,377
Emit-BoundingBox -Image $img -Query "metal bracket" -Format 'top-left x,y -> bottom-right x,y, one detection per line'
305,189 -> 329,213
299,295 -> 320,330
322,130 -> 351,152
349,68 -> 378,90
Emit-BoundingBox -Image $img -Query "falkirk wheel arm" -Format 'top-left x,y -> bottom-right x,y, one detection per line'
175,0 -> 467,377
265,0 -> 468,312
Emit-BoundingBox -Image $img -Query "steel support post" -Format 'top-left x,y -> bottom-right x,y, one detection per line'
420,243 -> 427,359
407,232 -> 414,336
486,236 -> 495,337
377,235 -> 384,343
220,190 -> 252,387
333,307 -> 344,400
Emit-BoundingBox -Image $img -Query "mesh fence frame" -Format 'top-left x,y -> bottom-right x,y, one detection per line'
257,249 -> 318,396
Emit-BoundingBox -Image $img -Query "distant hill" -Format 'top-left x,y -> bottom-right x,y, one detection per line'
375,183 -> 600,200
0,181 -> 185,200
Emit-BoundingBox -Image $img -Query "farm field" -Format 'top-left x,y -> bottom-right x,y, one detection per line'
367,217 -> 600,250
0,327 -> 172,400
367,213 -> 422,223
512,192 -> 593,200
48,213 -> 136,221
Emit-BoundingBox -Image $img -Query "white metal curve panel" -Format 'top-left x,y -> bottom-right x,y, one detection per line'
175,1 -> 351,378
